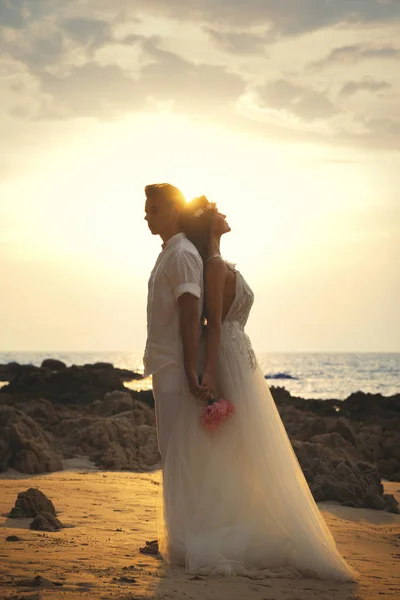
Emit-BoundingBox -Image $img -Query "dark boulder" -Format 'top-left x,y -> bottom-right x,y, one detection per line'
30,511 -> 65,531
292,440 -> 399,513
0,362 -> 142,405
0,405 -> 62,474
41,359 -> 67,371
9,488 -> 56,518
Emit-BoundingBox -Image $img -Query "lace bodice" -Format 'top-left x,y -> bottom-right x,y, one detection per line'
222,264 -> 257,369
223,265 -> 254,329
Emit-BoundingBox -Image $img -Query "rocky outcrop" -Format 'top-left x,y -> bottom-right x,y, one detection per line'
0,361 -> 399,513
54,401 -> 159,471
292,440 -> 398,513
0,361 -> 142,405
0,387 -> 159,474
272,387 -> 400,484
0,406 -> 63,474
9,488 -> 56,518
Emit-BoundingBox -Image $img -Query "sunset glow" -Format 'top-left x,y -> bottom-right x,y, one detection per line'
1,2 -> 399,352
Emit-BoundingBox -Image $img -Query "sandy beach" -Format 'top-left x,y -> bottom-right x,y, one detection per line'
1,462 -> 399,600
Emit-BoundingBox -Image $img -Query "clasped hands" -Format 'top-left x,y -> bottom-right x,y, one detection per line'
186,369 -> 215,402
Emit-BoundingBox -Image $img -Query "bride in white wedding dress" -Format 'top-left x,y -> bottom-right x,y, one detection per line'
156,196 -> 357,580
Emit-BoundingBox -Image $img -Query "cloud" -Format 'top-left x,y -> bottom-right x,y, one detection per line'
59,17 -> 113,51
340,79 -> 392,97
0,0 -> 66,29
0,25 -> 65,70
1,0 -> 399,153
119,33 -> 146,46
139,41 -> 245,111
118,0 -> 400,36
256,79 -> 336,121
362,117 -> 400,149
0,0 -> 25,28
309,44 -> 400,69
23,37 -> 245,120
2,0 -> 400,41
204,28 -> 267,54
38,62 -> 140,119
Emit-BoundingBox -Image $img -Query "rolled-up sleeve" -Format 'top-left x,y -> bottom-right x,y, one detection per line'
167,249 -> 203,300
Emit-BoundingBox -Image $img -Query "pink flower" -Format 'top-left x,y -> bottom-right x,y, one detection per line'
200,397 -> 235,431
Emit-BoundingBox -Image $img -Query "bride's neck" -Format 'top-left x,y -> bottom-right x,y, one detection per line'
209,235 -> 221,258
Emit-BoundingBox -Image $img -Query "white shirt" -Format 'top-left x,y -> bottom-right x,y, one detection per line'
143,232 -> 203,377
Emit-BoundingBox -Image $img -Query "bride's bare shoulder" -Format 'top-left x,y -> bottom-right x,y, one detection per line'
205,255 -> 228,280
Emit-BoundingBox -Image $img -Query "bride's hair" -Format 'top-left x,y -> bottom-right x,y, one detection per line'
180,195 -> 217,325
180,195 -> 214,262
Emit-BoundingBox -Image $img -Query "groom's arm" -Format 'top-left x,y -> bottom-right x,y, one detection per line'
168,249 -> 208,398
178,292 -> 202,392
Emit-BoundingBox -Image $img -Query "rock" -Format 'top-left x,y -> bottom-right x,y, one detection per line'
383,437 -> 400,463
308,432 -> 363,463
341,391 -> 400,421
335,461 -> 359,483
16,574 -> 63,587
54,406 -> 159,470
0,362 -> 141,405
9,488 -> 56,518
0,405 -> 62,474
132,389 -> 154,408
0,392 -> 14,405
30,511 -> 65,531
0,362 -> 40,382
101,391 -> 134,416
298,417 -> 329,441
377,458 -> 400,481
382,493 -> 400,514
0,405 -> 62,473
41,359 -> 67,372
0,438 -> 12,471
357,428 -> 383,462
6,535 -> 22,541
363,491 -> 387,511
292,440 -> 399,513
113,576 -> 137,583
82,362 -> 142,381
16,398 -> 59,428
335,417 -> 357,446
90,399 -> 102,413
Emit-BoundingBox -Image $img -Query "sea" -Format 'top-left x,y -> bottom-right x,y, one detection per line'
0,351 -> 399,400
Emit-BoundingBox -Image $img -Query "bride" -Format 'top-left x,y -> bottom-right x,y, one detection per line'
156,195 -> 357,580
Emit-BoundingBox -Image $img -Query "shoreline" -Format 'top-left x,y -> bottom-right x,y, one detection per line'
1,352 -> 399,400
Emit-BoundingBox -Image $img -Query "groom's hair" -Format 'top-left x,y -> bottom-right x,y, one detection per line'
144,183 -> 186,211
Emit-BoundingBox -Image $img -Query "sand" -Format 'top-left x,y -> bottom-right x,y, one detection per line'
0,461 -> 399,600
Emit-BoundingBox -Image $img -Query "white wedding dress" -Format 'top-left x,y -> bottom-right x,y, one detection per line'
156,264 -> 357,580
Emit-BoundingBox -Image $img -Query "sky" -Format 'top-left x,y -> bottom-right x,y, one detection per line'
1,0 -> 399,354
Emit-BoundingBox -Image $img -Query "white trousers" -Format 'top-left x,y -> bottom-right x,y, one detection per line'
152,363 -> 188,466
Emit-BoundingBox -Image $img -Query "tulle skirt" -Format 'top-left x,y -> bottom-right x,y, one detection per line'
155,322 -> 357,580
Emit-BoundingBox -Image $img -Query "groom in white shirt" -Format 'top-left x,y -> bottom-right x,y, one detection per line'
143,183 -> 208,470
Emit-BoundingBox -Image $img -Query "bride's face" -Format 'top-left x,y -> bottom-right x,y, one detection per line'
212,209 -> 231,236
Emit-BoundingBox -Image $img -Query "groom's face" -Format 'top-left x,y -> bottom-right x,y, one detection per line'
144,196 -> 178,236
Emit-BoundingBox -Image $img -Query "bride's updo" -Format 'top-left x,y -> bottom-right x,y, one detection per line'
180,195 -> 217,263
180,195 -> 218,325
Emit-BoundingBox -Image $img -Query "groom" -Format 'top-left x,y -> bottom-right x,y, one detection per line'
143,183 -> 209,461
140,183 -> 209,555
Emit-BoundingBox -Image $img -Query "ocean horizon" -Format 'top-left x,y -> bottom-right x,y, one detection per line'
1,350 -> 399,401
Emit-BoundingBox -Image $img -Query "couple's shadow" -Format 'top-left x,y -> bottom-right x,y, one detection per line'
150,557 -> 360,600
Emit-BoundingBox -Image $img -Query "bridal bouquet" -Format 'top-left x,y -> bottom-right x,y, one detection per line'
201,396 -> 235,431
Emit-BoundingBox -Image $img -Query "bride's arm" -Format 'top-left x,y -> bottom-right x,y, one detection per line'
201,258 -> 227,393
